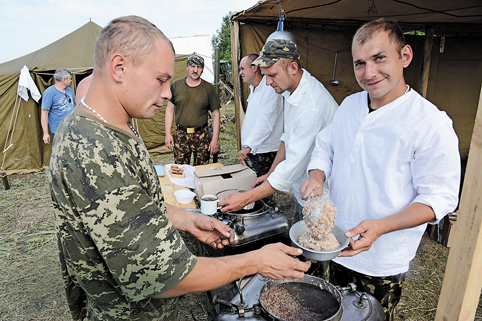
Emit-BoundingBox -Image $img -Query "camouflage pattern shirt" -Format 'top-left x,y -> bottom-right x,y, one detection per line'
49,108 -> 196,321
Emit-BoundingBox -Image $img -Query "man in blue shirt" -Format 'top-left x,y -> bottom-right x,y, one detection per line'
41,68 -> 76,144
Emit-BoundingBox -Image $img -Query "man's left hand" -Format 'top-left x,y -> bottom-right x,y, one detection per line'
338,219 -> 382,257
209,139 -> 219,155
190,215 -> 234,249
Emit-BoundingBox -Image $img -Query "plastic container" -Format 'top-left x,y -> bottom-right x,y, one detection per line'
174,189 -> 196,204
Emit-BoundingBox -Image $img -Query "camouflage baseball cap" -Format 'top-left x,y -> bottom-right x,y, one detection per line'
186,52 -> 204,68
252,39 -> 300,67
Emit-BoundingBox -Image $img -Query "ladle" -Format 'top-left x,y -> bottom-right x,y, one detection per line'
330,52 -> 340,86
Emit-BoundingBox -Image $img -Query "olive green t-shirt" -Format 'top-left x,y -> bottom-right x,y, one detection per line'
49,108 -> 196,321
170,77 -> 220,127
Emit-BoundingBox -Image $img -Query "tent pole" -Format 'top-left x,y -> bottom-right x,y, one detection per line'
1,171 -> 10,190
230,19 -> 242,151
419,26 -> 434,98
435,82 -> 482,320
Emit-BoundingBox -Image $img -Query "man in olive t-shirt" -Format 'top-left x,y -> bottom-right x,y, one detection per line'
165,52 -> 220,165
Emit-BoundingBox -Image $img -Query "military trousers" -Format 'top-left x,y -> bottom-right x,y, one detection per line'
329,261 -> 406,321
173,126 -> 210,166
246,151 -> 277,177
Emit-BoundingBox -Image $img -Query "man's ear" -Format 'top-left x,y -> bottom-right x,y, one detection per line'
401,44 -> 413,68
290,60 -> 299,75
111,54 -> 127,82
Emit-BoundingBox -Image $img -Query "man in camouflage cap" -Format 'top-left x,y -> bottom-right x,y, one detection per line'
250,39 -> 300,68
49,15 -> 310,321
165,52 -> 221,166
220,38 -> 338,215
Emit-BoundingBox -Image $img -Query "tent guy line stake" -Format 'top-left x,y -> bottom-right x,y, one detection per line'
3,144 -> 13,154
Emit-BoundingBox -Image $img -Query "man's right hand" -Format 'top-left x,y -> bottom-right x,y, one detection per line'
299,169 -> 326,200
254,243 -> 311,280
237,147 -> 250,166
165,133 -> 173,150
299,179 -> 324,200
43,133 -> 51,145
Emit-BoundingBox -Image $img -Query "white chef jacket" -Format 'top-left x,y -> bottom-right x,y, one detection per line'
308,90 -> 460,276
241,75 -> 283,154
267,69 -> 338,204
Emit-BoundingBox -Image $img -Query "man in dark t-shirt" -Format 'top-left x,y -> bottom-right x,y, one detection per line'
165,52 -> 220,165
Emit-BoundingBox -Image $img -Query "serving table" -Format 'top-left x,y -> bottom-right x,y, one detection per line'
158,162 -> 224,207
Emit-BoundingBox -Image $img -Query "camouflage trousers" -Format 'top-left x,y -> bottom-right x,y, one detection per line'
245,151 -> 277,177
329,261 -> 407,321
173,126 -> 210,166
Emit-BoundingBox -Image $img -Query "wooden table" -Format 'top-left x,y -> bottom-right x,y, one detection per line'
158,162 -> 224,207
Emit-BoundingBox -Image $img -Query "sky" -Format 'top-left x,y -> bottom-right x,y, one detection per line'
0,0 -> 260,64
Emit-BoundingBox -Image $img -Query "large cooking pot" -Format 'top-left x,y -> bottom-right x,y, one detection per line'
213,274 -> 384,321
259,275 -> 342,321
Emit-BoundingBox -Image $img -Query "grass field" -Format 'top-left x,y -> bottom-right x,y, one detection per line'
1,102 -> 481,320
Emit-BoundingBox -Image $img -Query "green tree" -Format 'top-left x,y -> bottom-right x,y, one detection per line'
212,13 -> 231,61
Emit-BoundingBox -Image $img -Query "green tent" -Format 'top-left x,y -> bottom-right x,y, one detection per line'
0,21 -> 187,174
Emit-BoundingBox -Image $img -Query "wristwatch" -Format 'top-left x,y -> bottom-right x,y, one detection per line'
242,145 -> 250,150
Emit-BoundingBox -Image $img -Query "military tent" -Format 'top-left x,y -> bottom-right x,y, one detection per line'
230,0 -> 482,165
0,21 -> 189,174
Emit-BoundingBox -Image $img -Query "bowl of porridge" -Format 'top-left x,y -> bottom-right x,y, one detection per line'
290,221 -> 350,261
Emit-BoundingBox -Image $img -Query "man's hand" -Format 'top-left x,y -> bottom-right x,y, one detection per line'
165,133 -> 174,150
252,173 -> 268,188
254,243 -> 311,280
339,219 -> 383,257
237,147 -> 250,166
218,192 -> 249,213
299,169 -> 326,200
209,139 -> 219,155
189,215 -> 234,249
299,179 -> 324,200
43,133 -> 51,145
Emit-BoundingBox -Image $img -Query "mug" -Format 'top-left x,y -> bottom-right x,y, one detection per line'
200,194 -> 221,215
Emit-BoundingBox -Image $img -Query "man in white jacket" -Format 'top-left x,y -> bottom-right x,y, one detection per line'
220,39 -> 338,212
300,19 -> 460,321
237,53 -> 283,178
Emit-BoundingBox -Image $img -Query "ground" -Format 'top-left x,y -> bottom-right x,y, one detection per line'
1,102 -> 481,320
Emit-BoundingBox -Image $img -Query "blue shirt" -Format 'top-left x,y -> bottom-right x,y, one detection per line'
41,86 -> 76,133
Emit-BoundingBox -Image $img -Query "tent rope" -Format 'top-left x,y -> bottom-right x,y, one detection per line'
1,92 -> 22,171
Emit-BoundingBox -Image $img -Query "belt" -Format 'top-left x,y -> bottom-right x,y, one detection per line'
176,123 -> 208,134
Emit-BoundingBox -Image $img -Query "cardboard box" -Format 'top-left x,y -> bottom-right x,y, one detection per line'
194,164 -> 257,199
426,212 -> 457,247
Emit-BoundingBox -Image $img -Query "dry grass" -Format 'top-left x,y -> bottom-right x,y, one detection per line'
1,101 -> 481,320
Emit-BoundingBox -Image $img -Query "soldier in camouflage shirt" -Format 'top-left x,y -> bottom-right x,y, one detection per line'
50,15 -> 311,321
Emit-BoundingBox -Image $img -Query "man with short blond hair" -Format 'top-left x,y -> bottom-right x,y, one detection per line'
220,38 -> 338,213
300,19 -> 460,320
49,15 -> 310,321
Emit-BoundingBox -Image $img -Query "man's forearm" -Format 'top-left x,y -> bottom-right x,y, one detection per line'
308,169 -> 326,184
268,141 -> 286,175
378,202 -> 436,235
211,109 -> 220,141
166,204 -> 194,231
41,110 -> 49,135
165,102 -> 175,135
247,180 -> 276,203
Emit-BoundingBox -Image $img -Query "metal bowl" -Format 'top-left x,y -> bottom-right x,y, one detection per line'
289,221 -> 350,261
